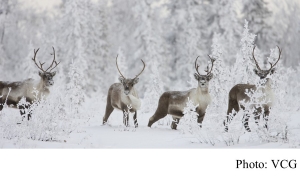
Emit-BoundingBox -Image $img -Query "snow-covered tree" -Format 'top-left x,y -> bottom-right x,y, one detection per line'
278,0 -> 300,67
57,0 -> 89,88
143,61 -> 164,113
241,0 -> 276,54
207,33 -> 230,115
85,0 -> 113,94
108,0 -> 136,59
131,0 -> 166,96
66,56 -> 85,117
216,0 -> 241,64
164,0 -> 207,89
16,42 -> 37,79
0,0 -> 42,80
179,97 -> 218,145
0,0 -> 9,45
232,20 -> 257,85
180,97 -> 200,134
57,0 -> 113,95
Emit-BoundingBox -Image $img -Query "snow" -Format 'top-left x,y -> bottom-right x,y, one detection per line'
1,100 -> 299,148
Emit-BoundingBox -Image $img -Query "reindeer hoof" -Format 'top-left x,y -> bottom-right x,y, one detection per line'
171,121 -> 177,130
197,123 -> 202,128
134,123 -> 138,128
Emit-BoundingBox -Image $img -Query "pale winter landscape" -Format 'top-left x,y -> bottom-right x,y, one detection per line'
0,0 -> 300,148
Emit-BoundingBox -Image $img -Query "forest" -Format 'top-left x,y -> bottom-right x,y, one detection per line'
0,0 -> 299,148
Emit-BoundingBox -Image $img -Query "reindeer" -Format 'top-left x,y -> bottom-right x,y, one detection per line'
224,46 -> 282,132
0,47 -> 60,120
103,55 -> 145,128
148,56 -> 215,130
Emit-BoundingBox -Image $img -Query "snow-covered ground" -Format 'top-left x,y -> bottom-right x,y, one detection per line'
1,99 -> 299,148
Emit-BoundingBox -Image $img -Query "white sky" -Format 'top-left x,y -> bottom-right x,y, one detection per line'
19,0 -> 62,12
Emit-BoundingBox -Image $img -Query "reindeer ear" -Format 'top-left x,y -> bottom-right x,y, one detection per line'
133,77 -> 139,84
51,71 -> 56,76
194,73 -> 200,80
118,77 -> 124,83
38,71 -> 44,77
207,73 -> 213,80
270,68 -> 276,75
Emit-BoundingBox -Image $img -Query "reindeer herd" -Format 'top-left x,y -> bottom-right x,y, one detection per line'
0,45 -> 282,133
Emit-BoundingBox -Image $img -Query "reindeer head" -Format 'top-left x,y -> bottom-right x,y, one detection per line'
252,46 -> 282,79
194,55 -> 215,90
32,47 -> 60,87
116,55 -> 145,96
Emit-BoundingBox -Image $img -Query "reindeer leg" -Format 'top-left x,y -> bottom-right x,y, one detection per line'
103,102 -> 114,125
18,106 -> 29,124
171,116 -> 179,130
263,108 -> 270,130
26,98 -> 33,121
242,110 -> 251,132
148,93 -> 169,127
123,109 -> 129,127
254,108 -> 261,126
224,117 -> 229,132
120,103 -> 131,127
18,106 -> 30,122
26,105 -> 31,121
169,110 -> 184,130
16,98 -> 32,122
224,111 -> 237,132
0,97 -> 4,111
195,106 -> 206,128
197,113 -> 205,128
133,111 -> 138,128
19,105 -> 26,121
224,99 -> 239,132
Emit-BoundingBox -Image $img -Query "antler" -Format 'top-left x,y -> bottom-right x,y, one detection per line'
195,55 -> 215,76
32,48 -> 47,72
116,55 -> 145,79
253,45 -> 282,71
252,46 -> 262,71
194,56 -> 201,75
32,47 -> 60,73
134,59 -> 146,79
45,46 -> 60,72
116,55 -> 126,78
206,55 -> 216,75
268,45 -> 281,71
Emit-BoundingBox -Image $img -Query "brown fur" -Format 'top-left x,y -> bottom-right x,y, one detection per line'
225,45 -> 281,132
103,82 -> 140,128
148,56 -> 216,130
0,72 -> 55,119
103,57 -> 145,127
0,47 -> 59,120
148,74 -> 212,129
225,77 -> 274,132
